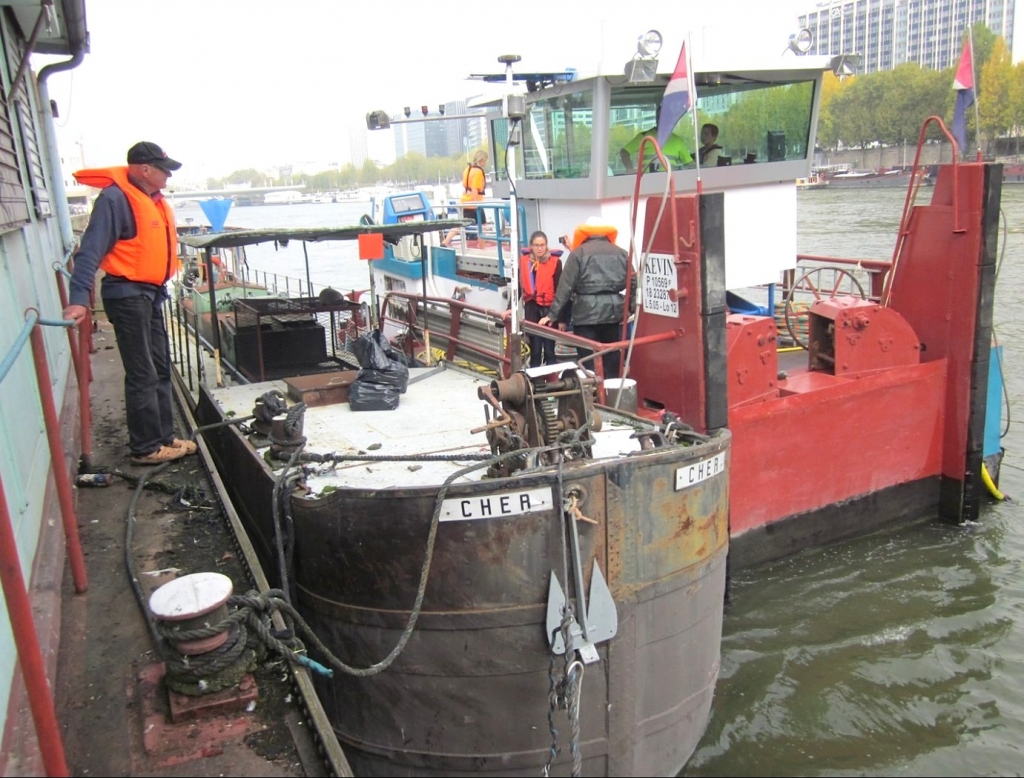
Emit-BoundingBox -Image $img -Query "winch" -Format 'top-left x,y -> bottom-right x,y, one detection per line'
474,366 -> 599,477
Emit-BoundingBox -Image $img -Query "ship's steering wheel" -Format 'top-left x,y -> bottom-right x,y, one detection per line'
783,267 -> 867,350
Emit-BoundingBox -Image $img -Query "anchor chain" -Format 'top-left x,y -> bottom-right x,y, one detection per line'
543,607 -> 586,778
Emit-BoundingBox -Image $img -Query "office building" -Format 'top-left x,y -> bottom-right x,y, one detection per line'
796,0 -> 1017,73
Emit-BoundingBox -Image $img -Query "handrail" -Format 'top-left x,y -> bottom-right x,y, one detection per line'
1,311 -> 89,590
796,254 -> 891,272
380,289 -> 682,389
522,321 -> 679,392
882,116 -> 962,307
0,307 -> 92,778
51,251 -> 93,465
380,290 -> 513,373
439,200 -> 526,280
794,254 -> 892,301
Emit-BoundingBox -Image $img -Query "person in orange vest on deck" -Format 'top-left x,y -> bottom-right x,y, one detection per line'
539,217 -> 632,379
62,141 -> 198,466
443,150 -> 489,247
520,230 -> 563,368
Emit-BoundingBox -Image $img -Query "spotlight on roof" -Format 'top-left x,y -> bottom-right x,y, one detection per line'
788,28 -> 814,55
829,53 -> 862,78
625,29 -> 661,83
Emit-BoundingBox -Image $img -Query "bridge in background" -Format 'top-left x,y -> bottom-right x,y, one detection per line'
166,184 -> 307,200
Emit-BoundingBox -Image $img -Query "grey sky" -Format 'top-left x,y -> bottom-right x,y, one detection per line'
35,0 -> 807,180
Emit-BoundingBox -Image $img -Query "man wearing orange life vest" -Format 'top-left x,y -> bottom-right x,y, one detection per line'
519,230 -> 562,368
63,142 -> 197,466
538,217 -> 632,379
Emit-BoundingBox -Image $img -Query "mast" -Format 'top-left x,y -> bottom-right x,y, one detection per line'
688,31 -> 702,193
499,54 -> 525,371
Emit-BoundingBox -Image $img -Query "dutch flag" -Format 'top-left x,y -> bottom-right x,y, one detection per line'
657,42 -> 692,150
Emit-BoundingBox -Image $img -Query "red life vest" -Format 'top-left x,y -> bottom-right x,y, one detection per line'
520,252 -> 560,305
73,166 -> 177,286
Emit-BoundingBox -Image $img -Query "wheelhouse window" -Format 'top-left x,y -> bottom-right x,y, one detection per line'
691,78 -> 816,165
520,89 -> 594,180
503,74 -> 817,184
608,85 -> 685,175
608,77 -> 817,173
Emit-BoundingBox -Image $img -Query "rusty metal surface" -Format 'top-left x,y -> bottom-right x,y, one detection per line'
293,436 -> 729,775
198,381 -> 730,775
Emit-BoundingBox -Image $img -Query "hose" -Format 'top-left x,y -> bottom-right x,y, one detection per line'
981,462 -> 1006,501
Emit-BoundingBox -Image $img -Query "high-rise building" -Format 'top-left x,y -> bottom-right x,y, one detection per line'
393,113 -> 451,159
796,0 -> 1017,74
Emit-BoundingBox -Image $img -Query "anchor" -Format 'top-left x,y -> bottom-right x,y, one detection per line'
545,489 -> 618,664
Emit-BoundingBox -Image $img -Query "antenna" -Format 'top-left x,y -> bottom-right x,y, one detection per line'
499,54 -> 523,363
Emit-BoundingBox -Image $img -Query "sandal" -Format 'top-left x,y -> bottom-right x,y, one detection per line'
130,445 -> 188,466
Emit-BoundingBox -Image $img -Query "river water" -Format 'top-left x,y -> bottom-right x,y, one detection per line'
177,185 -> 1024,776
685,186 -> 1024,777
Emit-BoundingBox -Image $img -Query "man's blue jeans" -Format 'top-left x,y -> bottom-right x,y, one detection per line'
104,294 -> 175,456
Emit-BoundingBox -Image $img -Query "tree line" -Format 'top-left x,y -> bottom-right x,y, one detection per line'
818,24 -> 1021,155
204,150 -> 480,192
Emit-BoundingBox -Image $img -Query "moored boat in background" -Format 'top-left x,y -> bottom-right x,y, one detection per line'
1002,162 -> 1024,183
796,170 -> 828,189
823,166 -> 926,188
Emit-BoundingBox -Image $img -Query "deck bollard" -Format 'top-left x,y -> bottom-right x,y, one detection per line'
149,572 -> 234,656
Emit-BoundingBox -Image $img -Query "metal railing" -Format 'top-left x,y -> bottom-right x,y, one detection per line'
0,298 -> 92,776
379,290 -> 678,403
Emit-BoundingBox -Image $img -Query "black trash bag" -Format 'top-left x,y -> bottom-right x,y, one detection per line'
358,363 -> 409,393
369,330 -> 422,368
352,332 -> 392,371
348,381 -> 400,411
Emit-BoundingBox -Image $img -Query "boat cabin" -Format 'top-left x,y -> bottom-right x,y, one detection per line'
479,57 -> 830,290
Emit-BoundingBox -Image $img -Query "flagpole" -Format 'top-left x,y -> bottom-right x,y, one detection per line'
968,24 -> 982,161
688,31 -> 702,193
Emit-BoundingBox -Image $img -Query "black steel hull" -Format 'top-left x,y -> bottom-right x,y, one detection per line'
197,387 -> 730,775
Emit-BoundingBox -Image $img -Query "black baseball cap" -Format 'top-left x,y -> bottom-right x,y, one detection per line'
126,141 -> 182,172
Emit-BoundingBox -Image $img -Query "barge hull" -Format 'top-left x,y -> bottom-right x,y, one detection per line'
196,384 -> 731,776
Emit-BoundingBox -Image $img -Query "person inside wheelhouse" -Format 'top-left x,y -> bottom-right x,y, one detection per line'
513,77 -> 815,183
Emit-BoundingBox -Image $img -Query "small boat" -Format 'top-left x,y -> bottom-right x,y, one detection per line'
796,171 -> 828,189
824,166 -> 924,188
1001,163 -> 1024,183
